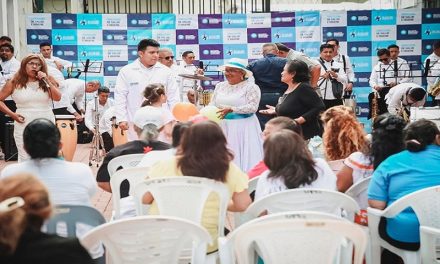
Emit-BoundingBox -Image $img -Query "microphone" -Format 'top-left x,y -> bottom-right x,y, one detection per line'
0,64 -> 3,75
393,60 -> 398,77
84,59 -> 90,73
198,61 -> 204,71
424,59 -> 430,77
382,68 -> 388,86
41,76 -> 51,89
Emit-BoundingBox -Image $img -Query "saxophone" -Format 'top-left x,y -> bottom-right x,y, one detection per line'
397,100 -> 410,122
371,91 -> 379,121
430,77 -> 440,97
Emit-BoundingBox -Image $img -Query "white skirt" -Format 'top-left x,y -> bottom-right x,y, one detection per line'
220,114 -> 263,173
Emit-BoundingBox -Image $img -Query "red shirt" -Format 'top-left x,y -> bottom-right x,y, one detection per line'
247,160 -> 268,179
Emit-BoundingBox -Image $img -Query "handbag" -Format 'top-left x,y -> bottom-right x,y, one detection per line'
331,79 -> 344,99
342,91 -> 357,113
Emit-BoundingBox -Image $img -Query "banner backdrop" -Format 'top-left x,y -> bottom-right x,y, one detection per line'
26,8 -> 440,130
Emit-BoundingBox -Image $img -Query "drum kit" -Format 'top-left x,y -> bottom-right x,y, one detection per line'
178,73 -> 214,107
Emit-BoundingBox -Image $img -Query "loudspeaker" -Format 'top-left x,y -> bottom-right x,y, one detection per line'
4,122 -> 18,161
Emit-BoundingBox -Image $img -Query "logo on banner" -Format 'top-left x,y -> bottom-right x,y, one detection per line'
350,57 -> 372,73
27,14 -> 52,29
271,12 -> 295,27
103,30 -> 127,45
199,15 -> 222,29
272,27 -> 295,43
399,41 -> 421,56
295,11 -> 320,27
104,46 -> 128,61
104,62 -> 127,76
296,42 -> 320,58
53,45 -> 77,61
27,30 -> 52,45
103,14 -> 127,29
152,14 -> 176,29
247,28 -> 271,43
352,73 -> 371,87
223,45 -> 248,59
127,14 -> 151,29
422,24 -> 440,39
348,42 -> 371,57
398,10 -> 421,24
127,30 -> 152,45
397,25 -> 421,40
199,44 -> 223,60
372,26 -> 396,41
223,14 -> 247,28
77,30 -> 102,45
422,9 -> 440,24
153,30 -> 175,45
77,14 -> 102,29
176,29 -> 198,45
321,12 -> 346,26
372,10 -> 396,25
52,29 -> 77,45
199,29 -> 223,44
223,29 -> 247,44
247,43 -> 263,59
323,27 -> 347,41
371,41 -> 395,55
347,11 -> 371,26
52,14 -> 76,29
297,27 -> 320,42
347,26 -> 371,42
247,13 -> 271,28
78,45 -> 103,61
127,46 -> 138,61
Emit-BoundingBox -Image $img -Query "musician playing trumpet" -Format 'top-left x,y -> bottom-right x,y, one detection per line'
386,83 -> 426,120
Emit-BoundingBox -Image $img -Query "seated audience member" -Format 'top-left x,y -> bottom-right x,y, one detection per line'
255,130 -> 336,201
0,119 -> 96,206
337,114 -> 406,193
368,119 -> 440,258
142,121 -> 252,253
321,106 -> 368,161
137,121 -> 192,168
0,174 -> 94,264
247,116 -> 303,179
96,107 -> 171,197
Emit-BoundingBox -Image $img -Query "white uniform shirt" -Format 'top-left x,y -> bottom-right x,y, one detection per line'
114,59 -> 179,140
333,53 -> 355,83
385,83 -> 426,115
369,61 -> 409,91
63,78 -> 86,114
425,53 -> 440,98
0,57 -> 20,100
177,61 -> 200,102
85,98 -> 114,132
44,55 -> 72,70
317,59 -> 348,100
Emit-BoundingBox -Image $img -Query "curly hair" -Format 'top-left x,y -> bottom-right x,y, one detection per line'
321,106 -> 368,161
264,130 -> 317,189
0,174 -> 52,255
177,121 -> 233,182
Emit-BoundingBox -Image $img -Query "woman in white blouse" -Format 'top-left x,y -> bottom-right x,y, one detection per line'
255,130 -> 336,200
210,58 -> 263,172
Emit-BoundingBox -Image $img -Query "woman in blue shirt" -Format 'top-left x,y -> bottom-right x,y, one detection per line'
368,119 -> 440,252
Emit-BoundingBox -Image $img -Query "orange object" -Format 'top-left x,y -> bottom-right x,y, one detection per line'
172,103 -> 199,122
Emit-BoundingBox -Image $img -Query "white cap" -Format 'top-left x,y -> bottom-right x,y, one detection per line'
133,106 -> 165,129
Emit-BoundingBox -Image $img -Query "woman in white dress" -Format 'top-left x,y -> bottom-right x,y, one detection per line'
210,58 -> 263,172
0,54 -> 61,161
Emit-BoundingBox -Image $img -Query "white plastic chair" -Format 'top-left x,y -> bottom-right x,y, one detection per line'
245,188 -> 360,222
218,218 -> 367,264
109,166 -> 150,220
80,215 -> 212,264
420,226 -> 440,264
107,153 -> 145,176
345,177 -> 371,210
133,176 -> 229,237
234,176 -> 260,227
368,185 -> 440,264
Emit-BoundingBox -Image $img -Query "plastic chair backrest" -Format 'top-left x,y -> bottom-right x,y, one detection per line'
345,177 -> 371,209
44,205 -> 106,237
133,176 -> 229,237
420,225 -> 440,264
219,218 -> 367,264
234,176 -> 260,227
107,153 -> 145,176
380,185 -> 440,228
246,188 -> 360,221
110,166 -> 150,219
81,215 -> 212,264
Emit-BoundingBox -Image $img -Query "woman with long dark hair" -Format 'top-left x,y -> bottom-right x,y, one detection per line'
0,174 -> 93,263
142,121 -> 252,252
0,54 -> 61,161
255,130 -> 336,200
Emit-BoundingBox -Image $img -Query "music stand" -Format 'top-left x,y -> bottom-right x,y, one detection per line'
70,60 -> 103,112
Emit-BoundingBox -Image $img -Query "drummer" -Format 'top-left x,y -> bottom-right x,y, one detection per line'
84,86 -> 114,152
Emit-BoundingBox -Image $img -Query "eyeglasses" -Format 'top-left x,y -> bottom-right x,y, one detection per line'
159,56 -> 174,60
224,68 -> 242,73
187,56 -> 195,59
27,62 -> 42,68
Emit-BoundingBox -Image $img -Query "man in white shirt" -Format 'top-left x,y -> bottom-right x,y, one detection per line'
114,38 -> 179,141
84,86 -> 114,151
0,43 -> 20,159
386,83 -> 426,119
317,43 -> 347,109
425,40 -> 440,106
275,42 -> 321,88
61,78 -> 101,122
177,50 -> 204,103
39,42 -> 72,71
388,44 -> 412,84
369,48 -> 409,91
326,38 -> 355,94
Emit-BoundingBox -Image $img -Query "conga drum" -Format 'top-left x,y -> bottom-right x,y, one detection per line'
55,115 -> 78,161
112,117 -> 128,146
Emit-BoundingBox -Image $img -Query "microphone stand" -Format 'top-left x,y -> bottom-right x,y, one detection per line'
88,95 -> 106,167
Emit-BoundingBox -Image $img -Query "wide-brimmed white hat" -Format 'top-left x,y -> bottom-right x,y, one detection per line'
218,58 -> 253,78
